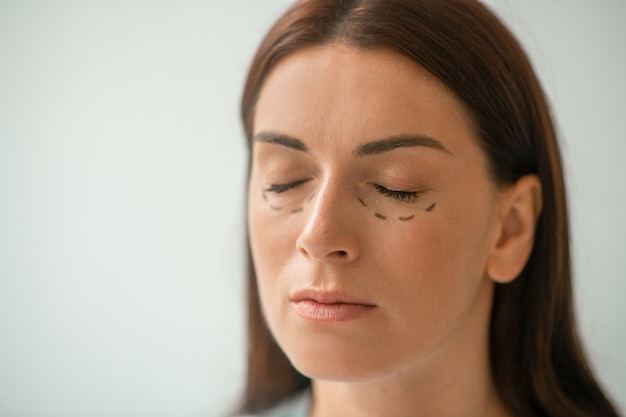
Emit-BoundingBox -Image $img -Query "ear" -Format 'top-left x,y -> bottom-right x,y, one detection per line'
486,174 -> 543,284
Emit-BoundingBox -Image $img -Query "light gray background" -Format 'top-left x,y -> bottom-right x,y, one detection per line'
0,1 -> 624,416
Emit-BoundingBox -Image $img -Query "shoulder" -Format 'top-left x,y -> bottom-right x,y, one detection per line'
239,391 -> 311,417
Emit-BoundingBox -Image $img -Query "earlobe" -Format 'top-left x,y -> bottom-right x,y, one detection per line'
487,174 -> 543,283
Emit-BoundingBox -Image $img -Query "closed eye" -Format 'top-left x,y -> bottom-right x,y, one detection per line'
373,184 -> 419,202
264,178 -> 311,194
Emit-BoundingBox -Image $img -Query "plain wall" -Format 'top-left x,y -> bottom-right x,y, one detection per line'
0,0 -> 624,416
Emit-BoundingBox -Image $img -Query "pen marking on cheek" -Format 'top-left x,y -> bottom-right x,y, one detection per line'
399,215 -> 415,222
262,192 -> 268,201
426,202 -> 437,212
374,212 -> 387,220
358,197 -> 368,208
270,205 -> 283,211
291,207 -> 304,214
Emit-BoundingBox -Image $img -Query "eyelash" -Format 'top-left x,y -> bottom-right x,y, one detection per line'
264,179 -> 311,194
264,179 -> 419,202
373,184 -> 419,202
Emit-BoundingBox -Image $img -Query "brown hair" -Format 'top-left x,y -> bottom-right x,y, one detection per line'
238,0 -> 620,416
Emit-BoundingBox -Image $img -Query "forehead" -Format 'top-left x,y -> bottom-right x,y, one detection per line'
253,45 -> 475,154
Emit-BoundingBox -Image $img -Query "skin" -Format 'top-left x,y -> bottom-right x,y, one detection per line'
248,45 -> 541,417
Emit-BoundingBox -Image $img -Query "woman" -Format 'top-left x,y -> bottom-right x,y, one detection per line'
238,0 -> 620,416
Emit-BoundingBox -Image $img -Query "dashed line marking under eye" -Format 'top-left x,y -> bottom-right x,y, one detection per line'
374,212 -> 387,220
307,193 -> 316,202
291,207 -> 303,213
399,215 -> 415,222
358,197 -> 368,207
270,205 -> 283,211
425,202 -> 437,212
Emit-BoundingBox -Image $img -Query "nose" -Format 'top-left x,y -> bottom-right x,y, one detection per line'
296,179 -> 360,263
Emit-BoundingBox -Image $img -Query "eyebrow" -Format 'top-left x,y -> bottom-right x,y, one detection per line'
253,131 -> 308,152
353,134 -> 454,157
253,131 -> 453,157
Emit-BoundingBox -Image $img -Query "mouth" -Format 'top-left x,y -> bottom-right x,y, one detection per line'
289,290 -> 377,322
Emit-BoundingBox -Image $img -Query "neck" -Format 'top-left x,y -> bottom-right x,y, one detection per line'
310,362 -> 508,417
309,281 -> 510,417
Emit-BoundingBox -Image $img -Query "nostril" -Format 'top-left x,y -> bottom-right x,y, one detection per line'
336,250 -> 348,257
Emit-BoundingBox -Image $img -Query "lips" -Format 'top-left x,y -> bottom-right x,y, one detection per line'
290,289 -> 377,322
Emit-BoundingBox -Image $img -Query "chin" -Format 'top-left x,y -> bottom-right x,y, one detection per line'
283,337 -> 413,383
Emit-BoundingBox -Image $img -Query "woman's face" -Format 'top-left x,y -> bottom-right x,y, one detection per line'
247,45 -> 504,381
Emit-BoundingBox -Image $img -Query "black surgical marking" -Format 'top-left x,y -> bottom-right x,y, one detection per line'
291,207 -> 304,213
358,197 -> 368,207
374,212 -> 387,220
399,215 -> 415,222
426,202 -> 437,212
307,192 -> 316,202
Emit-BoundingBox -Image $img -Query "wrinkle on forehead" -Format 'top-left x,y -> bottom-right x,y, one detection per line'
253,45 -> 477,160
254,44 -> 476,146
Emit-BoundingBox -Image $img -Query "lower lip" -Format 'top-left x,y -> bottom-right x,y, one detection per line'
291,300 -> 376,322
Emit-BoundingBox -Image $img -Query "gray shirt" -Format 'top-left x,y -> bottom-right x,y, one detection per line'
241,391 -> 311,417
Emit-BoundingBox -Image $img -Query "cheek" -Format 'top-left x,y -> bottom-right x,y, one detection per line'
247,186 -> 302,315
378,203 -> 493,328
248,198 -> 301,267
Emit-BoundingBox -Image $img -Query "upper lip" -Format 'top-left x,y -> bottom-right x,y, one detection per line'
290,289 -> 375,305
